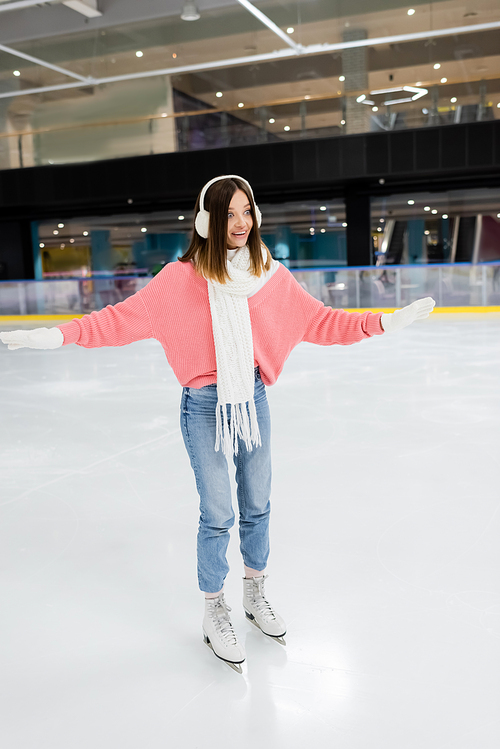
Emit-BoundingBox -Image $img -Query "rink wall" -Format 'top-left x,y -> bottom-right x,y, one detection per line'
0,262 -> 499,319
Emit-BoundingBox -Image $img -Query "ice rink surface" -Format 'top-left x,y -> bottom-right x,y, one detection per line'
1,314 -> 499,749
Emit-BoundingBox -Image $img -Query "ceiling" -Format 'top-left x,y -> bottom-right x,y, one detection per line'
0,1 -> 499,152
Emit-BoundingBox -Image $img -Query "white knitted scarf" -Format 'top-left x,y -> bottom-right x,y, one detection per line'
207,245 -> 266,459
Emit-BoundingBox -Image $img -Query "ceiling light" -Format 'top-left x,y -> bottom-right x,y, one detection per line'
269,118 -> 275,123
356,94 -> 367,103
407,8 -> 416,15
178,215 -> 185,220
58,223 -> 64,228
287,27 -> 294,34
13,70 -> 20,76
342,222 -> 348,227
172,53 -> 177,58
422,108 -> 429,114
380,218 -> 385,222
339,75 -> 345,82
53,230 -> 59,235
497,103 -> 500,109
451,97 -> 457,103
216,92 -> 223,98
83,231 -> 89,236
320,206 -> 327,211
304,95 -> 311,100
408,200 -> 415,205
416,81 -> 422,86
136,51 -> 143,58
238,102 -> 244,108
310,227 -> 315,232
424,230 -> 430,235
377,227 -> 382,232
431,209 -> 437,214
372,106 -> 378,112
433,63 -> 441,69
424,206 -> 430,211
70,238 -> 75,243
442,214 -> 449,219
181,2 -> 200,21
39,243 -> 44,248
284,125 -> 291,131
320,229 -> 326,233
497,213 -> 500,218
341,119 -> 346,125
440,77 -> 447,83
60,244 -> 65,249
161,113 -> 167,117
141,227 -> 147,233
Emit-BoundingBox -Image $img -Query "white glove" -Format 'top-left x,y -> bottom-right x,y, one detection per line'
0,327 -> 64,350
381,297 -> 436,333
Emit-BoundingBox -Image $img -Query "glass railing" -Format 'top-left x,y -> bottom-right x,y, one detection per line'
2,98 -> 498,170
1,263 -> 499,317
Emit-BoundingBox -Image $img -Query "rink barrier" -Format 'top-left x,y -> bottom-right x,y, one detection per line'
1,306 -> 500,324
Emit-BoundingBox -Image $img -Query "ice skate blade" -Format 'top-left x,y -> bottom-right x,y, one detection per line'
203,633 -> 244,673
245,611 -> 287,645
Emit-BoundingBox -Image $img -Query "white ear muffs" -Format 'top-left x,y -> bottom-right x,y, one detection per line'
194,174 -> 262,239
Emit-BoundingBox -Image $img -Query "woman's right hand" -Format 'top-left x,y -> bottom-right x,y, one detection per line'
0,327 -> 64,350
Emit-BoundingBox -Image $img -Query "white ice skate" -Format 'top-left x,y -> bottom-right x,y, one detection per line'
203,594 -> 246,673
243,575 -> 286,645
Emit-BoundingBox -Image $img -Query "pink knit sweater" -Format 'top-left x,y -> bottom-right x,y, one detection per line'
58,260 -> 384,388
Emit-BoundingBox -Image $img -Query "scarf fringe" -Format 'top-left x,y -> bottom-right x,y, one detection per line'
215,399 -> 262,460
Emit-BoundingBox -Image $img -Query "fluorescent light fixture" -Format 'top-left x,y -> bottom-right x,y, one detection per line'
356,94 -> 367,102
63,1 -> 101,18
235,0 -> 302,52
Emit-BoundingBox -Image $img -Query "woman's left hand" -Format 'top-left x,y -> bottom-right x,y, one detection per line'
381,297 -> 436,333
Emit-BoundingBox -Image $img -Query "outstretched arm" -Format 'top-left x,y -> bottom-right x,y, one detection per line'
0,289 -> 154,351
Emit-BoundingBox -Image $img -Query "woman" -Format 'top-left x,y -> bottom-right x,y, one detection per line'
0,175 -> 435,673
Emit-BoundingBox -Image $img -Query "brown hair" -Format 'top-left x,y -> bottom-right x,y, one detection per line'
179,177 -> 272,284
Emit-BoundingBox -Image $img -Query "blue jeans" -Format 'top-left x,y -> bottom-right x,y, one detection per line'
180,367 -> 272,593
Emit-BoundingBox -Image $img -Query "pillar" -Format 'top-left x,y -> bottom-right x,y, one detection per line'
345,189 -> 371,266
342,29 -> 371,134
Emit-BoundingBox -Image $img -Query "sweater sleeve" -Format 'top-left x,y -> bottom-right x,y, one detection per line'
285,271 -> 384,346
57,289 -> 154,348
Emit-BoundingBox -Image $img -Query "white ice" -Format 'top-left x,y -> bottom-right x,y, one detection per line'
0,314 -> 499,748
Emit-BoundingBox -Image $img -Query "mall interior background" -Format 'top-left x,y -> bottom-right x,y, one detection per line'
0,0 -> 499,304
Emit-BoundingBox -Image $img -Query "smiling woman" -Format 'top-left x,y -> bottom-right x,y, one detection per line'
178,175 -> 272,285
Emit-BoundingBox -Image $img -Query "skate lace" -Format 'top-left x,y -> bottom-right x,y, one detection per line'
246,575 -> 277,622
207,596 -> 238,646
